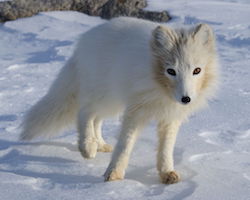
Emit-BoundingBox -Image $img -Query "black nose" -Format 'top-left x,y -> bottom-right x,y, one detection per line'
181,96 -> 191,104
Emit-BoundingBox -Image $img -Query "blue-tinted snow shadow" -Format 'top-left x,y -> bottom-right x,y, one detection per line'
0,25 -> 73,63
0,114 -> 17,122
0,168 -> 102,186
184,15 -> 222,25
0,149 -> 76,166
0,139 -> 77,151
126,147 -> 185,185
0,140 -> 102,186
126,147 -> 198,199
217,34 -> 250,48
22,33 -> 73,63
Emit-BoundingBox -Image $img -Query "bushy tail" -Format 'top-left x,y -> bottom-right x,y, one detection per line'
20,58 -> 79,140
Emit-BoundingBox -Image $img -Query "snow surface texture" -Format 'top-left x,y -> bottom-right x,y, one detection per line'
0,1 -> 250,199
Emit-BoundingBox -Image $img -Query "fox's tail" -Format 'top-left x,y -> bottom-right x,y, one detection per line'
20,58 -> 79,140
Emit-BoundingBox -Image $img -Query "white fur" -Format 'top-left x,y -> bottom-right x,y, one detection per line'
20,17 -> 218,184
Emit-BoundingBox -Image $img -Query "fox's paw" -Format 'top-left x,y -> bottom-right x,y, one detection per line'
104,167 -> 124,182
160,171 -> 180,184
98,143 -> 113,153
79,140 -> 98,159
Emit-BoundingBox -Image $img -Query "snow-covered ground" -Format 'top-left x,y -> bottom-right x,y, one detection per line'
0,0 -> 249,199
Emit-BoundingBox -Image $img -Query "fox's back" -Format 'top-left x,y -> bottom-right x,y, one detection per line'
74,18 -> 160,103
75,17 -> 158,75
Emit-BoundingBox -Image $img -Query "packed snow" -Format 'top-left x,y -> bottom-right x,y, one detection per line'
0,0 -> 249,199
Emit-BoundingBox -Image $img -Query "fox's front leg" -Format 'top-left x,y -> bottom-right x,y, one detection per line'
104,111 -> 144,181
157,120 -> 181,184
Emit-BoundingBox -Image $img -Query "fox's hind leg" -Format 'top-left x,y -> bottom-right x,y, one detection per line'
94,117 -> 113,153
78,108 -> 98,159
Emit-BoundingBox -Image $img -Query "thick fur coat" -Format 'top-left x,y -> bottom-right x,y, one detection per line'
20,17 -> 218,184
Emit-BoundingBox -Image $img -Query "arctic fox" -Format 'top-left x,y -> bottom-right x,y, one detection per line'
20,17 -> 218,184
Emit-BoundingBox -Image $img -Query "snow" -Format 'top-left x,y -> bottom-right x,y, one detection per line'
0,1 -> 250,199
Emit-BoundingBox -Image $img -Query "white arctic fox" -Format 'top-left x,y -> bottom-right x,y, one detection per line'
20,17 -> 218,184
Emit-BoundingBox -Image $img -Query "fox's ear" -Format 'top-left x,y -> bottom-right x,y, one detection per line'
152,25 -> 177,50
192,24 -> 214,46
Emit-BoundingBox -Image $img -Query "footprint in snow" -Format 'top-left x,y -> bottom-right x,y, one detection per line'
188,150 -> 232,162
198,129 -> 250,147
188,129 -> 250,164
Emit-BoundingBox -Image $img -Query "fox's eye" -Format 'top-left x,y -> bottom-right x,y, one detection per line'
193,67 -> 201,75
166,68 -> 176,76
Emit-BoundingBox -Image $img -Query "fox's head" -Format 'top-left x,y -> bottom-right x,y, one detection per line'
151,24 -> 218,105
